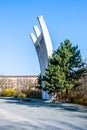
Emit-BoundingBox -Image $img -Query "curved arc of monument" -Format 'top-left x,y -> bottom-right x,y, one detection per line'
30,32 -> 47,99
30,16 -> 53,100
30,33 -> 46,75
37,16 -> 53,58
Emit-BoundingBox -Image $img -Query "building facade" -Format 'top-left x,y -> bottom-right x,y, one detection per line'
0,75 -> 38,91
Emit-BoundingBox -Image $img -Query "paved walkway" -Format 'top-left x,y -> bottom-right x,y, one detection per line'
0,97 -> 87,130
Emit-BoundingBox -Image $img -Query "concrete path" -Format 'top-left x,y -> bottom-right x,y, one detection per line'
0,97 -> 87,130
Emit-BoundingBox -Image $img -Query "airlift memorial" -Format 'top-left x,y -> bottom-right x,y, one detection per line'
30,16 -> 53,100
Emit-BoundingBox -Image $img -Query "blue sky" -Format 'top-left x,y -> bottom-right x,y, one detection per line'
0,0 -> 87,75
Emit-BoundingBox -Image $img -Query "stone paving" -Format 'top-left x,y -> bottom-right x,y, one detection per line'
0,97 -> 87,130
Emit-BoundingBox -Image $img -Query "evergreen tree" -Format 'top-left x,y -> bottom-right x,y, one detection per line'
43,39 -> 87,101
37,74 -> 42,90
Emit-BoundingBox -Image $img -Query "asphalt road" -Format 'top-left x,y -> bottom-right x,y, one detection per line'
0,97 -> 87,130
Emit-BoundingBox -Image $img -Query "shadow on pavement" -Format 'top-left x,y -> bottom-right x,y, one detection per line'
0,97 -> 87,130
0,97 -> 87,113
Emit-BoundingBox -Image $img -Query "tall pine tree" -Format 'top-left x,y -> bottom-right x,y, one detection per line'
43,39 -> 86,101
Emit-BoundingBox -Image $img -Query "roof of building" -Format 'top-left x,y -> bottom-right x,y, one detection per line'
0,75 -> 38,78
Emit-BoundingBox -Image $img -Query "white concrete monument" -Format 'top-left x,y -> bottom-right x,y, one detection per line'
30,16 -> 53,100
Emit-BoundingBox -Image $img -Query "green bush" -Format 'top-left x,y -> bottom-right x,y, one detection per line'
13,88 -> 41,99
84,98 -> 87,105
26,90 -> 41,98
2,88 -> 16,97
1,87 -> 42,99
16,93 -> 27,98
70,97 -> 84,104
